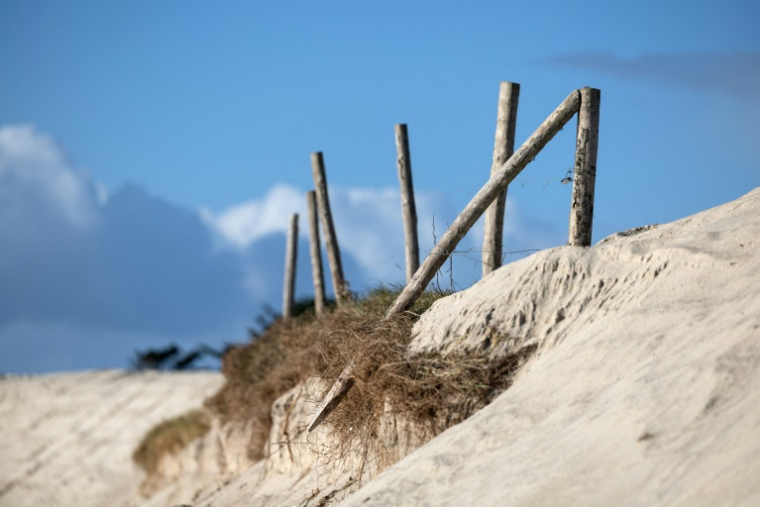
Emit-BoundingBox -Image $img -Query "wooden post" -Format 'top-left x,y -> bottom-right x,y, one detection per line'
395,124 -> 419,283
385,89 -> 581,318
568,87 -> 601,247
282,213 -> 299,319
307,361 -> 355,432
482,82 -> 520,277
311,152 -> 350,305
306,191 -> 327,316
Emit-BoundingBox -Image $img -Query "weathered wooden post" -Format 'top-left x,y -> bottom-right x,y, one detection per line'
282,213 -> 299,319
395,124 -> 419,283
482,81 -> 520,276
306,191 -> 327,316
385,90 -> 581,318
568,87 -> 601,247
310,152 -> 350,305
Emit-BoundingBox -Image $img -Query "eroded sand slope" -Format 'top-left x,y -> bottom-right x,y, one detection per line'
3,188 -> 760,507
0,370 -> 222,507
343,189 -> 760,506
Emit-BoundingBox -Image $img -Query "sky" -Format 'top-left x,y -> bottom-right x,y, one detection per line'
1,0 -> 758,373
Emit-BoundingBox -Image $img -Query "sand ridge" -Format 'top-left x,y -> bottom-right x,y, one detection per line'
343,188 -> 760,506
3,188 -> 760,506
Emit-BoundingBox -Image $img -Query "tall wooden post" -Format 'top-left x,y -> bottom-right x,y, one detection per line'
306,191 -> 327,316
395,124 -> 419,283
310,152 -> 350,304
568,87 -> 601,247
282,213 -> 299,319
385,90 -> 581,318
482,81 -> 520,276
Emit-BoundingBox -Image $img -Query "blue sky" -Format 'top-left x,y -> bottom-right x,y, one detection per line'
1,1 -> 758,373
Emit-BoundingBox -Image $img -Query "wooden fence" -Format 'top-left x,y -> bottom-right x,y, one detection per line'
293,83 -> 600,431
280,82 -> 600,329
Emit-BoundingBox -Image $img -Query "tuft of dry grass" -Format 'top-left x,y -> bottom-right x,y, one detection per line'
203,314 -> 322,460
132,409 -> 211,476
133,287 -> 536,486
203,288 -> 446,460
203,287 -> 535,472
313,298 -> 536,471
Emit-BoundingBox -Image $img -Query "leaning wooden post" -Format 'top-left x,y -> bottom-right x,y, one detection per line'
306,191 -> 327,316
395,124 -> 419,283
282,213 -> 299,319
568,87 -> 601,247
311,152 -> 350,305
385,90 -> 581,318
482,81 -> 520,277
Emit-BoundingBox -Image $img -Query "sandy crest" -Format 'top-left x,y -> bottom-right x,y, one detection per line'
341,188 -> 760,506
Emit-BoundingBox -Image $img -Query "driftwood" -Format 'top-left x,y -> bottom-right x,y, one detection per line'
482,81 -> 520,277
568,87 -> 601,247
395,124 -> 419,283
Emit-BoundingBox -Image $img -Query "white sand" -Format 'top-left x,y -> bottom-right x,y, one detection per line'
0,370 -> 222,507
342,187 -> 760,506
4,188 -> 760,507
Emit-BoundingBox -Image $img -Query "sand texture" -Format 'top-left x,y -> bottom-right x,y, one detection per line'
0,370 -> 222,507
343,188 -> 760,506
3,188 -> 760,507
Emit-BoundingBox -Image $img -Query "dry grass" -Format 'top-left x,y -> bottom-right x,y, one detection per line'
203,287 -> 535,471
203,316 -> 318,460
132,286 -> 536,483
316,306 -> 536,471
132,287 -> 536,485
202,289 -> 444,460
132,409 -> 211,476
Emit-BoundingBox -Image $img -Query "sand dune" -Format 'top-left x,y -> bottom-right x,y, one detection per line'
2,188 -> 759,507
0,370 -> 222,507
344,187 -> 760,506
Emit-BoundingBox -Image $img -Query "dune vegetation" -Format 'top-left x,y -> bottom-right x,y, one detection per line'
132,409 -> 212,476
133,287 -> 535,475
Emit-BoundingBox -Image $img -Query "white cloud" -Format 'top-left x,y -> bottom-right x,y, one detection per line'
202,182 -> 560,291
204,184 -> 460,288
0,125 -> 99,229
0,125 -> 253,373
202,181 -> 562,294
333,186 -> 464,286
0,123 -> 564,373
206,184 -> 308,249
0,319 -> 249,374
